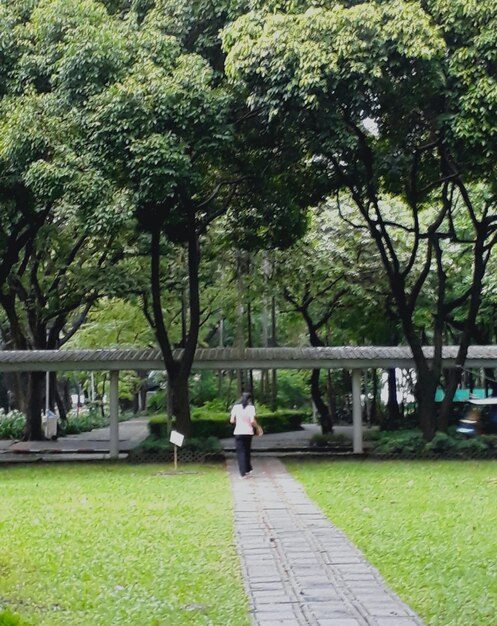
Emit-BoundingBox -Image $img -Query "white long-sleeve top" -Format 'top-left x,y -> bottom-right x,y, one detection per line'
230,403 -> 256,435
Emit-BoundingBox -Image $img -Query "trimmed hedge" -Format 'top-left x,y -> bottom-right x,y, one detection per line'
148,410 -> 305,440
370,430 -> 497,458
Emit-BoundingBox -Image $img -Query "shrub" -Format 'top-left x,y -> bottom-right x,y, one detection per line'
372,430 -> 425,456
146,390 -> 166,413
363,429 -> 382,442
371,429 -> 496,458
189,371 -> 220,407
183,436 -> 222,453
189,409 -> 305,439
191,419 -> 232,439
457,437 -> 491,458
310,433 -> 351,448
138,434 -> 172,453
148,415 -> 168,438
60,413 -> 108,435
0,410 -> 25,439
0,610 -> 32,626
482,435 -> 497,449
424,432 -> 459,455
193,399 -> 227,414
276,370 -> 310,408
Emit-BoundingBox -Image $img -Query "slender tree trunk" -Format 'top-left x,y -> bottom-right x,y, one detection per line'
415,369 -> 437,440
371,368 -> 378,423
24,371 -> 45,440
326,370 -> 337,421
236,251 -> 245,396
438,236 -> 488,430
247,300 -> 254,393
387,368 -> 401,422
54,383 -> 67,421
271,296 -> 277,411
310,369 -> 333,433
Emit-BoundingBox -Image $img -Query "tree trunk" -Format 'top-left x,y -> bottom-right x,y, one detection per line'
169,371 -> 192,436
24,371 -> 45,440
371,368 -> 378,423
310,369 -> 333,433
236,251 -> 245,396
54,383 -> 68,421
438,368 -> 461,431
415,369 -> 437,440
387,368 -> 401,422
271,369 -> 277,411
247,299 -> 254,393
326,370 -> 337,421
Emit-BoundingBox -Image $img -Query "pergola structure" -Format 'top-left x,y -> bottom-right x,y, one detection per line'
2,345 -> 497,457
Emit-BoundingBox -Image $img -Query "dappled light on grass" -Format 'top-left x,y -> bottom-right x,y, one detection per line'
287,460 -> 497,626
0,464 -> 249,626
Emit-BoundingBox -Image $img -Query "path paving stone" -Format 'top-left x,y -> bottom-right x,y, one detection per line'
228,457 -> 425,626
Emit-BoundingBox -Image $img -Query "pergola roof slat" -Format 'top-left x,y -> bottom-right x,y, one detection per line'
0,346 -> 497,372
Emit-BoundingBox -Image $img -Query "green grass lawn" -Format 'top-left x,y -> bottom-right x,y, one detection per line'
0,464 -> 250,626
287,460 -> 497,626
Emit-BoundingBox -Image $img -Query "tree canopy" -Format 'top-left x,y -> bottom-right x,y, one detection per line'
0,0 -> 496,439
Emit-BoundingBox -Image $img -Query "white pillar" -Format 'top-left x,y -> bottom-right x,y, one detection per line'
109,370 -> 119,459
352,369 -> 363,454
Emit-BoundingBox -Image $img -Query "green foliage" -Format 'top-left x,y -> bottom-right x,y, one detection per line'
276,370 -> 309,408
189,408 -> 305,439
0,410 -> 25,439
257,410 -> 304,432
189,371 -> 221,407
222,0 -> 497,440
372,430 -> 425,456
310,432 -> 351,448
136,433 -> 172,452
148,414 -> 168,438
183,436 -> 222,453
362,429 -> 382,442
192,398 -> 227,413
60,409 -> 129,435
424,432 -> 494,458
424,432 -> 459,455
146,391 -> 167,414
60,413 -> 107,435
0,610 -> 32,626
371,430 -> 496,458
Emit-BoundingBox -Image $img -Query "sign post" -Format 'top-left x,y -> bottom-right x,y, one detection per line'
169,430 -> 184,471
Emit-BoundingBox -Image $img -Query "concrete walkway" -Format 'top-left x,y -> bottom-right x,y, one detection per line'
0,417 -> 149,462
227,457 -> 425,626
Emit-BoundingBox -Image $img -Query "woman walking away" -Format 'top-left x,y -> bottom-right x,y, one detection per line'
230,392 -> 263,478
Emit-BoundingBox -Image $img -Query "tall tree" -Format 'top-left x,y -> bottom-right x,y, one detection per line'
223,0 -> 497,439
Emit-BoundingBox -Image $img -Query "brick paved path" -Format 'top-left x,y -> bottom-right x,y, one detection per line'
227,457 -> 425,626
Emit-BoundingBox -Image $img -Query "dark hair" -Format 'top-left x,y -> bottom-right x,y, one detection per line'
241,392 -> 252,408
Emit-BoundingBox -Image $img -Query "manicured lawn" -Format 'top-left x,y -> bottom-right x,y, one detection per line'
287,460 -> 497,626
0,464 -> 249,626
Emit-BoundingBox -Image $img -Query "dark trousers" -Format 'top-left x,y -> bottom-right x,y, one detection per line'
235,435 -> 253,476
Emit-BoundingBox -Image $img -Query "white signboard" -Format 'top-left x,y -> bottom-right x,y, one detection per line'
169,430 -> 184,447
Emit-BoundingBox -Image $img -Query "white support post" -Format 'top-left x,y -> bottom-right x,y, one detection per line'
352,369 -> 363,454
109,370 -> 119,459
